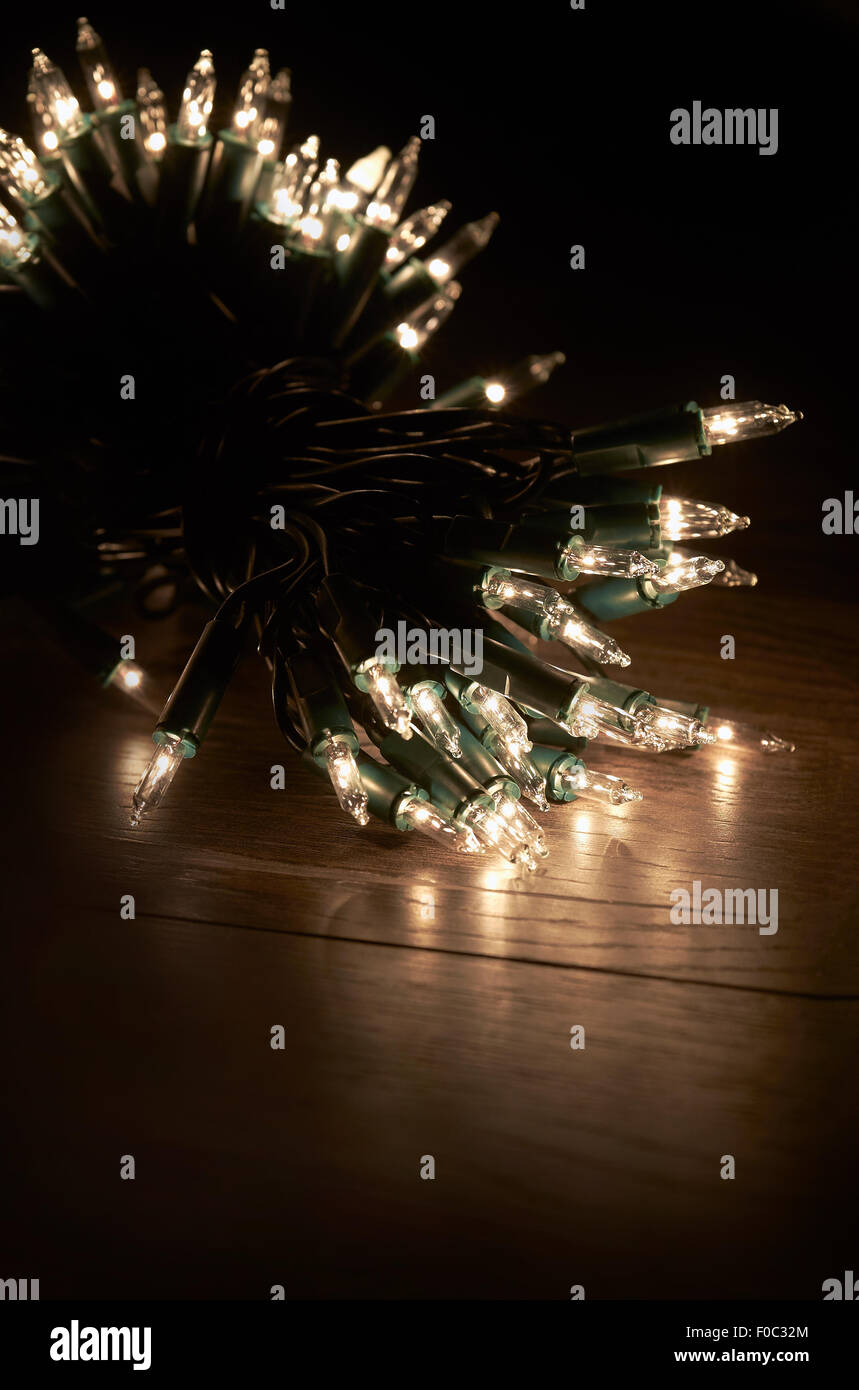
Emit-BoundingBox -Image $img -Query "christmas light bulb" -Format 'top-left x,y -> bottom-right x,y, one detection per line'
130,736 -> 188,827
29,49 -> 86,142
28,78 -> 61,156
565,695 -> 630,741
257,67 -> 291,158
659,495 -> 750,540
561,540 -> 659,579
701,401 -> 801,446
322,733 -> 369,825
711,719 -> 795,755
177,50 -> 216,144
363,663 -> 412,738
484,731 -> 550,811
107,659 -> 144,692
344,146 -> 390,197
399,795 -> 483,852
365,136 -> 421,229
395,282 -> 461,351
269,135 -> 319,224
462,800 -> 537,870
573,767 -> 643,805
136,69 -> 167,157
549,603 -> 631,667
465,684 -> 532,752
484,352 -> 566,406
232,48 -> 269,143
423,210 -> 499,284
0,199 -> 35,267
482,571 -> 551,619
647,555 -> 724,595
0,130 -> 50,202
297,159 -> 341,245
410,685 -> 462,758
667,547 -> 758,588
75,17 -> 122,110
490,788 -> 549,856
635,703 -> 715,748
385,201 -> 451,267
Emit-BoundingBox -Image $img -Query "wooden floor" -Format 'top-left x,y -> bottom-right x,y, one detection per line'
2,538 -> 858,1299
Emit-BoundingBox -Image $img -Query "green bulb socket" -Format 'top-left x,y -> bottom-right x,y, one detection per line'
154,618 -> 246,752
528,743 -> 585,803
572,401 -> 709,476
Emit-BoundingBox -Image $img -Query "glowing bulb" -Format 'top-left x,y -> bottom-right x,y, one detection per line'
646,555 -> 724,596
420,210 -> 498,284
394,281 -> 461,351
231,49 -> 270,144
463,684 -> 531,753
321,734 -> 369,825
256,67 -> 292,161
399,794 -> 483,852
410,685 -> 462,758
363,663 -> 412,738
701,401 -> 802,446
573,767 -> 643,805
130,735 -> 188,827
483,731 -> 550,811
75,19 -> 123,112
385,200 -> 451,267
561,539 -> 659,579
136,69 -> 167,159
345,146 -> 390,194
485,382 -> 505,404
490,788 -> 549,857
0,130 -> 50,203
635,703 -> 715,749
480,571 -> 630,668
365,136 -> 421,229
29,49 -> 85,142
0,199 -> 35,267
486,352 -> 566,405
462,800 -> 537,870
705,718 -> 795,755
176,49 -> 216,144
659,495 -> 750,541
268,135 -> 319,225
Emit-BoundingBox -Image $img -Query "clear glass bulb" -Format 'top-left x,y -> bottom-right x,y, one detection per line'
561,539 -> 659,579
647,555 -> 724,596
297,159 -> 340,246
701,401 -> 801,446
399,794 -> 483,853
136,69 -> 167,157
395,282 -> 461,350
385,201 -> 451,267
549,602 -> 631,668
76,17 -> 122,110
484,352 -> 566,407
659,495 -> 750,540
232,48 -> 270,143
410,685 -> 462,758
29,49 -> 86,142
423,210 -> 499,284
177,50 -> 216,144
635,703 -> 715,749
484,731 -> 550,811
337,145 -> 391,212
322,734 -> 369,825
667,547 -> 757,588
573,767 -> 643,805
131,735 -> 188,827
363,663 -> 412,738
710,719 -> 795,755
0,199 -> 34,267
490,788 -> 549,857
269,135 -> 319,224
257,67 -> 291,159
482,570 -> 551,618
0,130 -> 50,202
465,684 -> 531,752
462,800 -> 537,871
365,136 -> 421,229
565,694 -> 630,741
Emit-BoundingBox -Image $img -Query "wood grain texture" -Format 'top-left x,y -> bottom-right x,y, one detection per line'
1,566 -> 858,1299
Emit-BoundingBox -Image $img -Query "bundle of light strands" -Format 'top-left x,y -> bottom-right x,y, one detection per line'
0,20 -> 801,871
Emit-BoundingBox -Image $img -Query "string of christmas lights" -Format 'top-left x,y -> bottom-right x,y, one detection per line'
0,20 -> 800,870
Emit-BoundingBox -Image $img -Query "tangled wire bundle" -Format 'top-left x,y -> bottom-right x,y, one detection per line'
0,21 -> 801,870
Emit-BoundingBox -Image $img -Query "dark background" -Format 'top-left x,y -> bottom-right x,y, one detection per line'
1,0 -> 857,1303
